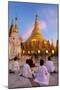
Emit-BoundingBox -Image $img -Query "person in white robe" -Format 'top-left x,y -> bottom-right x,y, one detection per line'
9,60 -> 14,73
22,59 -> 32,78
45,56 -> 55,73
34,59 -> 50,85
13,57 -> 20,74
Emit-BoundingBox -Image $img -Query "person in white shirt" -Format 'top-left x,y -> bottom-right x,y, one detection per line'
22,59 -> 32,78
45,56 -> 55,73
34,59 -> 50,86
13,57 -> 20,74
9,60 -> 14,73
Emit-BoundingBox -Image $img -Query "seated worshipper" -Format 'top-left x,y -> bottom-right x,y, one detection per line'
28,58 -> 35,68
22,59 -> 33,78
34,59 -> 50,86
13,57 -> 20,74
9,60 -> 15,74
45,56 -> 55,73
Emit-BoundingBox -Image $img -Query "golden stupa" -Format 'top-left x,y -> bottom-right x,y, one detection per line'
23,15 -> 48,54
9,16 -> 57,56
26,15 -> 46,42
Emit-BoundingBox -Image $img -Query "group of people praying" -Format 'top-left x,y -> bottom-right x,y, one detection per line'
9,55 -> 56,86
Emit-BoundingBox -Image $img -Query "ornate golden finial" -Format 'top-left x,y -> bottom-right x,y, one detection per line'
36,14 -> 38,19
15,17 -> 18,26
34,14 -> 39,32
13,17 -> 18,32
35,14 -> 38,22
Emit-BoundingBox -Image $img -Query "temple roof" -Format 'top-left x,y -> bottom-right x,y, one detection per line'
9,17 -> 23,42
26,15 -> 46,42
9,17 -> 18,37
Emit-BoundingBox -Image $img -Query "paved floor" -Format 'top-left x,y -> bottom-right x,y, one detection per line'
8,56 -> 58,89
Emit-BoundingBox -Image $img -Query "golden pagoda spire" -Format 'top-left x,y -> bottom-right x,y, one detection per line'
35,15 -> 38,23
15,17 -> 18,28
12,17 -> 18,33
26,15 -> 45,43
33,15 -> 40,33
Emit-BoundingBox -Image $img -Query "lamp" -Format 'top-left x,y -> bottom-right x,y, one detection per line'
52,50 -> 54,54
46,50 -> 48,54
38,50 -> 40,53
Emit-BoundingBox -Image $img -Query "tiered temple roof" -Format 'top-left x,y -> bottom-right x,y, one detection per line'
9,17 -> 22,42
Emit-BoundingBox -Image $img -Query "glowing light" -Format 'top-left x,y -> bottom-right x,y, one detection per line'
23,50 -> 25,54
38,50 -> 40,53
32,39 -> 36,42
28,51 -> 30,54
46,50 -> 48,54
52,50 -> 54,54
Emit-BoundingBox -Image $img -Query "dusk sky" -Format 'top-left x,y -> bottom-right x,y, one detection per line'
8,2 -> 58,44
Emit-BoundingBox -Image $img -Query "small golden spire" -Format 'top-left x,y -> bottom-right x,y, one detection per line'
15,17 -> 18,27
36,14 -> 38,21
12,17 -> 18,33
34,14 -> 39,32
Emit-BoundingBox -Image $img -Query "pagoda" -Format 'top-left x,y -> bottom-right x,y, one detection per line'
9,17 -> 22,59
23,15 -> 48,55
26,15 -> 45,42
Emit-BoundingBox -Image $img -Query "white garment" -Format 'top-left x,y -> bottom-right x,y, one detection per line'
45,61 -> 55,72
22,63 -> 32,78
13,61 -> 20,73
34,65 -> 50,85
9,61 -> 14,71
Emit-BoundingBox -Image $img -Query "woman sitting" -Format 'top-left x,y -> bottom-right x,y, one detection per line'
22,59 -> 33,78
45,56 -> 55,73
33,59 -> 50,86
9,57 -> 20,74
13,56 -> 20,74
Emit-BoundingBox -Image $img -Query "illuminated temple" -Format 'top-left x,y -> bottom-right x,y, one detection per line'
9,16 -> 58,57
22,15 -> 56,55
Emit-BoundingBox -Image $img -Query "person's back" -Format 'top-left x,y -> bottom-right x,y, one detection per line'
45,56 -> 55,73
22,59 -> 32,78
13,61 -> 20,71
9,61 -> 14,73
34,59 -> 50,85
13,57 -> 20,73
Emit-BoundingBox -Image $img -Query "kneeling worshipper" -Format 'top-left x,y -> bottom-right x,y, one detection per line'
33,59 -> 50,86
